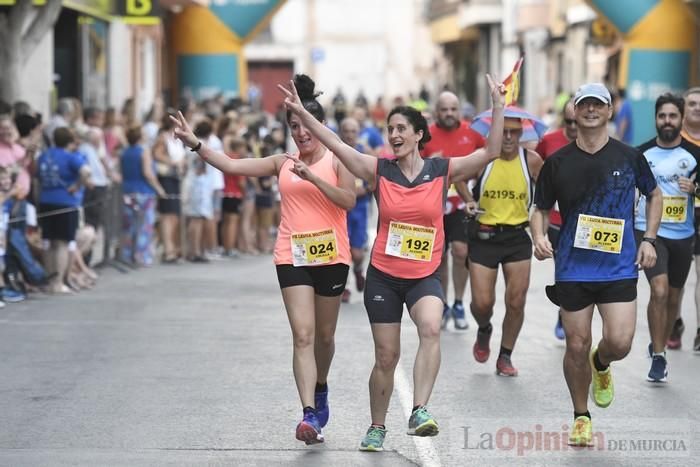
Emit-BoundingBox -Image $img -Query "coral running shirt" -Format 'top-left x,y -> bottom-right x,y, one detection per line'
274,150 -> 350,266
371,157 -> 449,279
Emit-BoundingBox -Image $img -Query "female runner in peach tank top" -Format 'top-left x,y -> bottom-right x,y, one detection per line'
274,148 -> 350,266
170,74 -> 355,446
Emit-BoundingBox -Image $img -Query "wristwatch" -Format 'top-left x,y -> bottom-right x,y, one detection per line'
190,141 -> 202,152
641,237 -> 656,247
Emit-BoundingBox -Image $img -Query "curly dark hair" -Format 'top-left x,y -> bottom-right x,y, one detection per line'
387,106 -> 431,150
655,93 -> 685,119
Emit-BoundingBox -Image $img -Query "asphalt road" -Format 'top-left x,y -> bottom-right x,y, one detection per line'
0,252 -> 698,466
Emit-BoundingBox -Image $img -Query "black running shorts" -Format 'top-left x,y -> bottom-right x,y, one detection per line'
364,264 -> 444,323
276,263 -> 349,297
634,230 -> 694,289
468,228 -> 532,269
444,211 -> 469,245
552,279 -> 638,312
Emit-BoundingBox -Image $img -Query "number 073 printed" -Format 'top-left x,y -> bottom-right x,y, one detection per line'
573,214 -> 625,254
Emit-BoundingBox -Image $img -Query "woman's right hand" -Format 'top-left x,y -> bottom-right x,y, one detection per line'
169,111 -> 199,149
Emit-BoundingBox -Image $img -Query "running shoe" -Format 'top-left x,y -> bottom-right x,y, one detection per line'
441,303 -> 451,330
355,270 -> 366,292
452,302 -> 469,330
315,387 -> 329,428
359,425 -> 387,451
647,354 -> 668,383
224,249 -> 240,258
2,287 -> 26,303
407,406 -> 439,436
473,326 -> 492,363
589,347 -> 614,408
694,331 -> 700,352
496,354 -> 518,376
554,315 -> 565,340
666,318 -> 684,350
568,416 -> 592,446
295,410 -> 324,445
189,255 -> 210,263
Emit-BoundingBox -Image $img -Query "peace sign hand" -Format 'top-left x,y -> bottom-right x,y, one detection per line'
168,111 -> 199,150
486,73 -> 506,108
277,81 -> 305,116
285,153 -> 318,184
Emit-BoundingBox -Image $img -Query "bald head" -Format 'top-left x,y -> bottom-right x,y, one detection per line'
562,100 -> 577,141
684,87 -> 700,128
340,117 -> 361,147
435,91 -> 460,130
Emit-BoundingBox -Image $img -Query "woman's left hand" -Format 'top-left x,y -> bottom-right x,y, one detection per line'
277,81 -> 305,116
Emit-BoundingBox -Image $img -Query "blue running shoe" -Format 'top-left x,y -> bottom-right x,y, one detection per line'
359,425 -> 387,451
407,406 -> 439,436
647,354 -> 668,383
296,410 -> 324,445
315,387 -> 329,427
441,303 -> 451,330
2,287 -> 26,303
452,302 -> 469,330
554,315 -> 565,340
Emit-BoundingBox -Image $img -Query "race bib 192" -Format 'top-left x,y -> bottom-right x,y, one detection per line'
385,221 -> 436,262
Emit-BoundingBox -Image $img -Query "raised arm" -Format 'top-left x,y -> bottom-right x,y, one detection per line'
278,82 -> 378,187
450,74 -> 506,183
170,112 -> 280,178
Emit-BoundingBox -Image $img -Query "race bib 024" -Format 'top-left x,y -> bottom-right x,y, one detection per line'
291,228 -> 337,266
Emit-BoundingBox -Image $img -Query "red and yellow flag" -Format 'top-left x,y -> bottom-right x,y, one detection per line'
502,57 -> 524,106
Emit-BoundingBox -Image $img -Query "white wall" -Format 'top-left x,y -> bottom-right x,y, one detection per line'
19,19 -> 53,117
108,20 -> 133,111
245,0 -> 439,107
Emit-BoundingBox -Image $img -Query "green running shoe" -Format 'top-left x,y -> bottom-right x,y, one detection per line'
589,347 -> 614,408
407,406 -> 439,436
568,415 -> 592,446
359,425 -> 387,452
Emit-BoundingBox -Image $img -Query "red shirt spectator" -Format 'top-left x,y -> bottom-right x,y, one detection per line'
421,121 -> 484,214
535,101 -> 577,226
223,152 -> 244,198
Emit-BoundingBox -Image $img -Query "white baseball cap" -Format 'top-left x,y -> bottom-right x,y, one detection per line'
574,83 -> 612,106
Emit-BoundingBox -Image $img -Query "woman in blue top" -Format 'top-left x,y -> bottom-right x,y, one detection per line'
36,127 -> 91,293
120,126 -> 166,266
